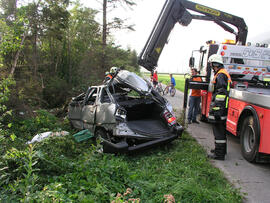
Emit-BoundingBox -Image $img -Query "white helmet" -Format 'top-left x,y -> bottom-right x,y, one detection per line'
208,54 -> 223,65
110,67 -> 118,73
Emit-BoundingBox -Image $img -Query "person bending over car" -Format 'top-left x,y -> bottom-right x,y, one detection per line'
104,67 -> 119,83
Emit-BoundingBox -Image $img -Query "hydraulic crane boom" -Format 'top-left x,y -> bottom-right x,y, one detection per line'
138,0 -> 248,71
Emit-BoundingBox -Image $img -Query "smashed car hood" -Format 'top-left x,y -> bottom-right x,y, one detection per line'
114,70 -> 151,94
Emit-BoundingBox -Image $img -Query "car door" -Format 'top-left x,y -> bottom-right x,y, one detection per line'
68,93 -> 85,129
95,87 -> 116,125
81,87 -> 98,132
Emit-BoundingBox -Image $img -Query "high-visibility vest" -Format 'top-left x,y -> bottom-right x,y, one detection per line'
191,77 -> 202,97
209,68 -> 232,121
106,74 -> 112,79
212,68 -> 232,85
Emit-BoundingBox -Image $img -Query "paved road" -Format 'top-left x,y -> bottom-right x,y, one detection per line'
163,88 -> 270,203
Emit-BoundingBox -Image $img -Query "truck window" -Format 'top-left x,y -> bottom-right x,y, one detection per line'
231,58 -> 244,64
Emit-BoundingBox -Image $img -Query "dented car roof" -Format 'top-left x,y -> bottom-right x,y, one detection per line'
113,70 -> 151,94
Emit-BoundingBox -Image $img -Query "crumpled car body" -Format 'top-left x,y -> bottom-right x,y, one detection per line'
68,70 -> 183,153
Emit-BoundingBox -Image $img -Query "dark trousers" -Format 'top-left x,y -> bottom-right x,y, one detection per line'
188,96 -> 201,121
212,122 -> 226,140
212,122 -> 227,156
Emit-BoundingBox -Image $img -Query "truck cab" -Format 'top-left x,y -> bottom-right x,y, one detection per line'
190,40 -> 270,121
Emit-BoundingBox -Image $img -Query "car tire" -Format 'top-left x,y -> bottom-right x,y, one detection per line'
95,128 -> 110,153
240,116 -> 259,163
95,128 -> 109,140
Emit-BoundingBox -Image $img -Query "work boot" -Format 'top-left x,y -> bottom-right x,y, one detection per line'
210,149 -> 215,153
208,143 -> 226,160
208,153 -> 225,160
210,140 -> 227,154
210,147 -> 227,154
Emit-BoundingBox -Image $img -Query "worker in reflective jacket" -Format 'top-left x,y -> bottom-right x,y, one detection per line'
104,71 -> 113,83
207,54 -> 232,160
104,67 -> 118,83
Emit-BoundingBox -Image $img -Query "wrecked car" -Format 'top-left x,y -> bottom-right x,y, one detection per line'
68,70 -> 183,153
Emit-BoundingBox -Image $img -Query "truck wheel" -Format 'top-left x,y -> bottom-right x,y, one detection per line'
240,116 -> 259,162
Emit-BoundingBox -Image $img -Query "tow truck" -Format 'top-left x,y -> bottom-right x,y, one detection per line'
138,0 -> 270,162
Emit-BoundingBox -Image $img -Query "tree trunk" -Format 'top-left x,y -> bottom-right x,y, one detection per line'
33,32 -> 38,77
102,0 -> 107,49
10,33 -> 26,76
68,29 -> 72,83
102,0 -> 107,70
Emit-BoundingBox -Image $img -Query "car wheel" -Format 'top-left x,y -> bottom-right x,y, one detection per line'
95,128 -> 110,141
95,129 -> 109,152
240,116 -> 259,162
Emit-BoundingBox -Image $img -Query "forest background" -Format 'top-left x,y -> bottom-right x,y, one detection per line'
0,0 -> 139,113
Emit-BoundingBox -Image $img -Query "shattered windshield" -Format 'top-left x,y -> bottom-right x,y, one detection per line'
116,70 -> 151,93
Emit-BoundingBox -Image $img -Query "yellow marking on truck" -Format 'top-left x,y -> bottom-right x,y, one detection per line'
155,47 -> 161,54
195,4 -> 220,16
224,13 -> 233,19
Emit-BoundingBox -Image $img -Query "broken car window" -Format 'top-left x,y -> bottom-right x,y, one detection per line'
84,87 -> 98,105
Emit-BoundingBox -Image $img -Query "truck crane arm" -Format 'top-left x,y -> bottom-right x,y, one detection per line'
138,0 -> 248,71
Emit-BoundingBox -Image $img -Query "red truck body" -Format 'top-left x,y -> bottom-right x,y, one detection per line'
197,42 -> 270,162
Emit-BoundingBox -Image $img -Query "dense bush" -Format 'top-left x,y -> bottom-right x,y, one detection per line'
42,77 -> 70,108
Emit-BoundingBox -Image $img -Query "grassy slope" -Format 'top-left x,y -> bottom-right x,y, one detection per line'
158,74 -> 186,92
1,117 -> 243,202
23,133 -> 242,202
0,94 -> 243,202
51,134 -> 241,203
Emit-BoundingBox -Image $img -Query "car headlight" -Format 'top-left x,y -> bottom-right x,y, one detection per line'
115,108 -> 127,120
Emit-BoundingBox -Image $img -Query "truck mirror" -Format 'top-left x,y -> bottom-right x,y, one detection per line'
189,57 -> 195,68
199,46 -> 205,53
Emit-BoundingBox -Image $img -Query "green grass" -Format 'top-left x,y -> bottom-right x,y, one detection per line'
144,73 -> 186,92
158,74 -> 186,92
0,110 -> 243,202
